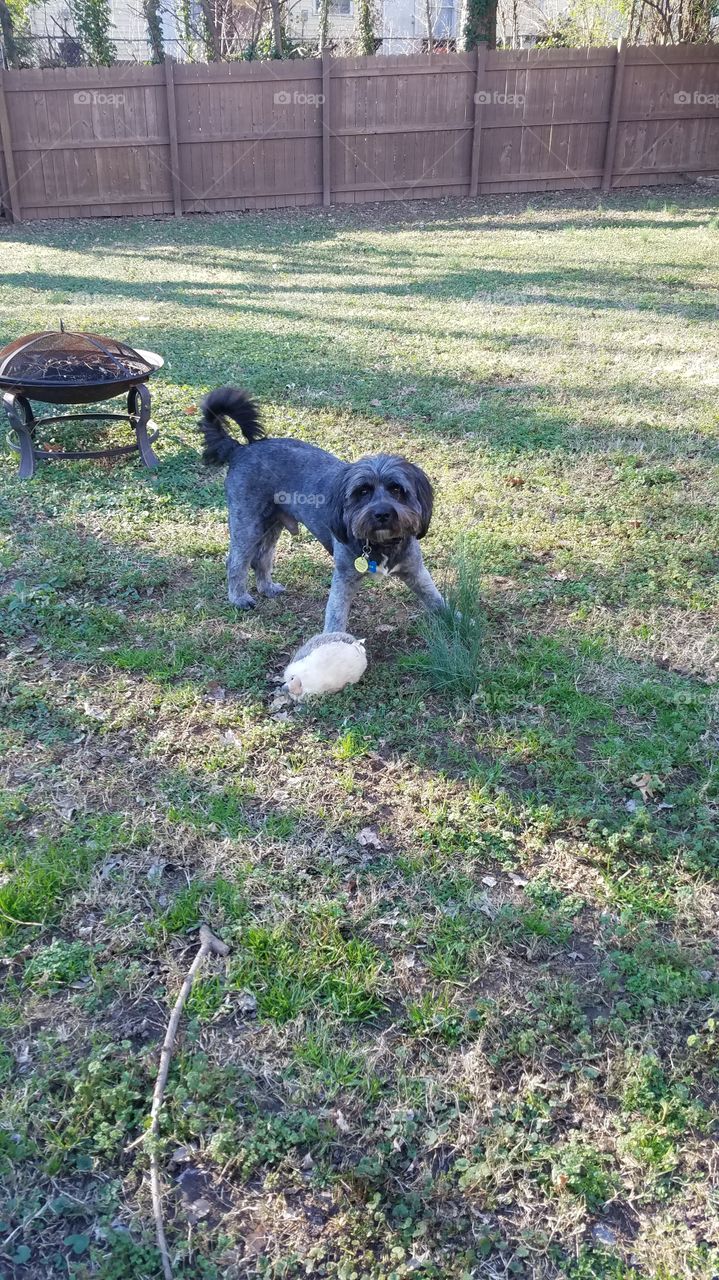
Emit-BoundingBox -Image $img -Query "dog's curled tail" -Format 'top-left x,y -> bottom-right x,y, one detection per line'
199,386 -> 266,466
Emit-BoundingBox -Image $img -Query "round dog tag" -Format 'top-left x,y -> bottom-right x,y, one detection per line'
354,556 -> 369,574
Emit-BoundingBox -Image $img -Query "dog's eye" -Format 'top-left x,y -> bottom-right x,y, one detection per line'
388,483 -> 406,499
353,484 -> 372,499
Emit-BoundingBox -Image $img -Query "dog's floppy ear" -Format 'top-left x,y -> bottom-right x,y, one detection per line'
406,461 -> 434,539
325,465 -> 351,545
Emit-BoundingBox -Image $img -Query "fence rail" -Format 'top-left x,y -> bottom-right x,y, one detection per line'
0,43 -> 717,221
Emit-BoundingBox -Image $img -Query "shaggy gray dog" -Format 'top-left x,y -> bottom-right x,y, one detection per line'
199,387 -> 445,633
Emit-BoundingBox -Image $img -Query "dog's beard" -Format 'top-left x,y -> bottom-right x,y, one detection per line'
351,505 -> 421,544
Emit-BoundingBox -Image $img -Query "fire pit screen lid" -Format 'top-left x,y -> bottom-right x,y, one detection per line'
0,330 -> 159,388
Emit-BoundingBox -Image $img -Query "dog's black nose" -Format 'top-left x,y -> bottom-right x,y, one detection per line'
372,506 -> 392,524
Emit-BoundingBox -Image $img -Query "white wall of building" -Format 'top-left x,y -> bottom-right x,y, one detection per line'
28,0 -> 182,60
287,0 -> 458,51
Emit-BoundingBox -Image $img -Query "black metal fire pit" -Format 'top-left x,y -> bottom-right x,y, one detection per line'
0,330 -> 164,479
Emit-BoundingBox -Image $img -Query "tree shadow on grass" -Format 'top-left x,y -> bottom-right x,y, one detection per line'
2,257 -> 716,322
1,328 -> 715,487
2,515 -> 714,864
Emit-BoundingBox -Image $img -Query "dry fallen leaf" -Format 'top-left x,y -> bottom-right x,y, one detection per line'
270,691 -> 292,712
186,1196 -> 212,1222
481,874 -> 497,888
630,772 -> 662,801
592,1225 -> 617,1246
235,990 -> 258,1016
357,827 -> 382,849
244,1230 -> 269,1258
170,1147 -> 193,1165
184,404 -> 198,415
54,797 -> 77,821
82,701 -> 108,721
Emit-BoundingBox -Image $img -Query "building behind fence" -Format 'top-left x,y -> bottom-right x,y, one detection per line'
0,43 -> 717,221
22,0 -> 466,64
21,0 -> 549,65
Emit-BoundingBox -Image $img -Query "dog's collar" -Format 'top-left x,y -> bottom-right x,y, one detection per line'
354,539 -> 402,576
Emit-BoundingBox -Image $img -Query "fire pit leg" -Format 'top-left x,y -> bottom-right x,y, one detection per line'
128,384 -> 159,470
4,393 -> 37,480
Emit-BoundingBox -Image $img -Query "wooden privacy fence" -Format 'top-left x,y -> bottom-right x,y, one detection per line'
0,43 -> 718,221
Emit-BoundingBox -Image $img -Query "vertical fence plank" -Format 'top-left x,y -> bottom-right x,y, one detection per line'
469,43 -> 487,198
322,51 -> 332,205
0,72 -> 21,222
602,37 -> 626,193
164,58 -> 183,217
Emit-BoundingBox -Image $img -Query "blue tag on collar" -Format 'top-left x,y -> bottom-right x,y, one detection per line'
368,560 -> 378,573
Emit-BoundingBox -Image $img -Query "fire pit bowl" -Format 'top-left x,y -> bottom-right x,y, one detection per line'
0,329 -> 164,479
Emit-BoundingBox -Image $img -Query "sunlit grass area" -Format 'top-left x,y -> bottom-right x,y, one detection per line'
0,186 -> 718,1279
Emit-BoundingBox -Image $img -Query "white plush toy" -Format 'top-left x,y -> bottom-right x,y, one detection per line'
283,632 -> 367,700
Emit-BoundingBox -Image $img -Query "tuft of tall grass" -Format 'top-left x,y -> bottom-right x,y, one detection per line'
402,544 -> 485,698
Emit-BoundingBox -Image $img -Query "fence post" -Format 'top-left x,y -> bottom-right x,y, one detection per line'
164,57 -> 183,218
469,42 -> 487,199
322,50 -> 331,206
0,70 -> 21,222
602,37 -> 626,193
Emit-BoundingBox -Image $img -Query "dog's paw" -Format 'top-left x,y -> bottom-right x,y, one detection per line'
230,592 -> 256,609
258,581 -> 286,599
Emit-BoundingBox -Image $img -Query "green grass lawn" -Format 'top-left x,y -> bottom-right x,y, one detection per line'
0,187 -> 718,1280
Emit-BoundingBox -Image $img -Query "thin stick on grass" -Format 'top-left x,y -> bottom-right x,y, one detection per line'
0,905 -> 44,929
1,1197 -> 52,1252
146,924 -> 230,1280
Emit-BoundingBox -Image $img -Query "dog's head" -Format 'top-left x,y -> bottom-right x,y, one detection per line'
327,454 -> 433,547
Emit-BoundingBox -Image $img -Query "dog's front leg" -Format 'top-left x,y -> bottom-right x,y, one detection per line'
397,541 -> 445,613
324,562 -> 362,633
